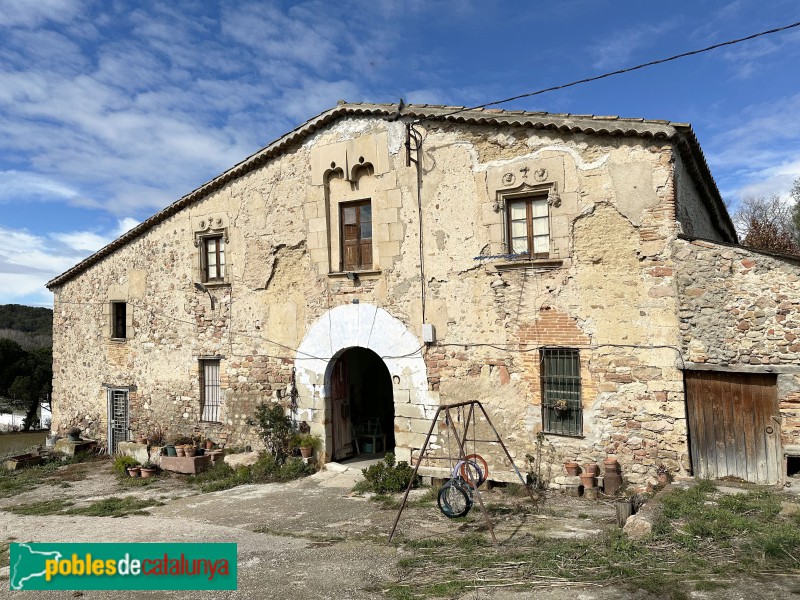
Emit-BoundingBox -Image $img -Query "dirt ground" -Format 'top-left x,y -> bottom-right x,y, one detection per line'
1,458 -> 800,599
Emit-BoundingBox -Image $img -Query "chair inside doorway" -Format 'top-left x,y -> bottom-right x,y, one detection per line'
329,347 -> 395,461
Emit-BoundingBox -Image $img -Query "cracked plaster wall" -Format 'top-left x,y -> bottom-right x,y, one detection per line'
53,116 -> 698,486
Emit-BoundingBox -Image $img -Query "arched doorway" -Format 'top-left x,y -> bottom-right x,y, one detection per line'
328,347 -> 394,461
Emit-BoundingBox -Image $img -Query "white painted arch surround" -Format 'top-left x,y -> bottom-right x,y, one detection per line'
295,303 -> 436,461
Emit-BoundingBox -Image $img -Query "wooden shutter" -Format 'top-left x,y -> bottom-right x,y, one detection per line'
358,203 -> 372,269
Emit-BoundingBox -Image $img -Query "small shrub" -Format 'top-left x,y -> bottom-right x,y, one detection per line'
247,402 -> 293,464
250,454 -> 279,482
353,452 -> 418,494
275,457 -> 313,481
112,455 -> 139,477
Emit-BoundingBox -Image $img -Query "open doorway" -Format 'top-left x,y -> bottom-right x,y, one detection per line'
328,347 -> 394,461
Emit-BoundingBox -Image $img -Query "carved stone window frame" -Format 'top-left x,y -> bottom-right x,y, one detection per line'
496,181 -> 560,256
193,216 -> 230,286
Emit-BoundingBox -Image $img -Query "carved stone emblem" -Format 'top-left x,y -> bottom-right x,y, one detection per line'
534,168 -> 548,182
547,189 -> 561,208
502,172 -> 516,186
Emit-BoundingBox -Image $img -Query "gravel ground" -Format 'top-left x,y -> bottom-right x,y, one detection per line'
2,461 -> 800,599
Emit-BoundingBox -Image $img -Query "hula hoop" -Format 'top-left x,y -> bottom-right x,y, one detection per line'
460,454 -> 489,486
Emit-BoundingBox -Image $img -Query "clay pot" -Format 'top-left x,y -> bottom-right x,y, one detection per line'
176,446 -> 186,457
185,446 -> 197,457
127,467 -> 141,478
579,473 -> 596,489
140,468 -> 156,479
583,463 -> 599,476
657,472 -> 670,486
299,446 -> 313,459
136,437 -> 148,445
603,457 -> 619,471
564,461 -> 580,477
205,440 -> 213,450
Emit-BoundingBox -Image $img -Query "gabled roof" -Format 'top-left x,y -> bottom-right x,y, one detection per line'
46,102 -> 735,289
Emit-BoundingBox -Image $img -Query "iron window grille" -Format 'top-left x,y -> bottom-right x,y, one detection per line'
200,359 -> 221,422
540,348 -> 582,436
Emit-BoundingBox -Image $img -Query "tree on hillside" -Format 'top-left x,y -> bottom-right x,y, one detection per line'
733,184 -> 800,255
0,340 -> 52,431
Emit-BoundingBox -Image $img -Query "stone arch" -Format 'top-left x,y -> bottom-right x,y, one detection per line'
294,303 -> 435,462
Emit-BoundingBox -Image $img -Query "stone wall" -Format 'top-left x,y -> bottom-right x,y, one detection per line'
52,114 -> 700,487
675,237 -> 800,450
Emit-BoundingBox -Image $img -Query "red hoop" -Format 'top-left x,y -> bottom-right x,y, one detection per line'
460,453 -> 489,485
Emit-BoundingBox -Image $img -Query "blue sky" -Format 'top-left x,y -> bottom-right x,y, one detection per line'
2,0 -> 799,307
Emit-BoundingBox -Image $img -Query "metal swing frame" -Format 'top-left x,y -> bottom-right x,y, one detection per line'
387,400 -> 537,545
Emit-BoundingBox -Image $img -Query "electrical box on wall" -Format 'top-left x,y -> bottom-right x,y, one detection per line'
422,323 -> 436,344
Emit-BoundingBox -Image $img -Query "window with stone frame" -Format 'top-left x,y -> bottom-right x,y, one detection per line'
199,359 -> 221,422
201,235 -> 225,283
507,195 -> 550,257
540,348 -> 582,436
111,301 -> 127,340
340,200 -> 373,271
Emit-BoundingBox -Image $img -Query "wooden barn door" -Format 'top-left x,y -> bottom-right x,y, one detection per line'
330,357 -> 353,461
685,371 -> 781,484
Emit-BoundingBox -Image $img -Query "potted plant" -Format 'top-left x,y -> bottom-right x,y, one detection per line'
140,460 -> 158,478
127,464 -> 141,478
292,432 -> 322,459
67,426 -> 81,442
656,463 -> 671,485
553,399 -> 569,413
564,460 -> 580,477
205,439 -> 214,451
184,445 -> 197,457
135,434 -> 148,445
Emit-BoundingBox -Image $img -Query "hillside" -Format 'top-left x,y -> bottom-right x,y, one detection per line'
0,304 -> 53,350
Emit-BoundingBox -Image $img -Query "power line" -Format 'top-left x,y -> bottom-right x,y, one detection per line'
435,19 -> 800,119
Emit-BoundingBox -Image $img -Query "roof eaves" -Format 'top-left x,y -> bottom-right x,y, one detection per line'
46,102 -> 726,289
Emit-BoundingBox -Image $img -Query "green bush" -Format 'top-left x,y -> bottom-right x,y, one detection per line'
246,402 -> 293,464
353,452 -> 418,494
275,457 -> 313,481
250,454 -> 279,482
112,455 -> 139,477
190,453 -> 313,493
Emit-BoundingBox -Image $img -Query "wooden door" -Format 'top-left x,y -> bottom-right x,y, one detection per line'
331,358 -> 353,461
685,371 -> 781,484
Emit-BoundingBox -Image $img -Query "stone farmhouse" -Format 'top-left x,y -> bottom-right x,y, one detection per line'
47,102 -> 800,487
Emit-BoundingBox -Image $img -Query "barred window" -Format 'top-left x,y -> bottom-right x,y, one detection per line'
541,348 -> 582,436
200,359 -> 221,422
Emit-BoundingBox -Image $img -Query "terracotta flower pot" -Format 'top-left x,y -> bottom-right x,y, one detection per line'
136,437 -> 148,445
583,463 -> 599,476
205,440 -> 213,450
579,473 -> 596,489
185,446 -> 197,457
176,446 -> 186,457
657,472 -> 669,486
564,461 -> 580,477
299,446 -> 313,459
127,467 -> 141,478
140,468 -> 157,479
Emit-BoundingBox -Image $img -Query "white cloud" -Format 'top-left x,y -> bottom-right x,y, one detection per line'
0,0 -> 83,28
0,171 -> 81,202
589,21 -> 677,70
706,92 -> 800,203
0,221 -> 140,305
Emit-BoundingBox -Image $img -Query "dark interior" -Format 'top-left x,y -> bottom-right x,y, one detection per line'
341,347 -> 395,451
